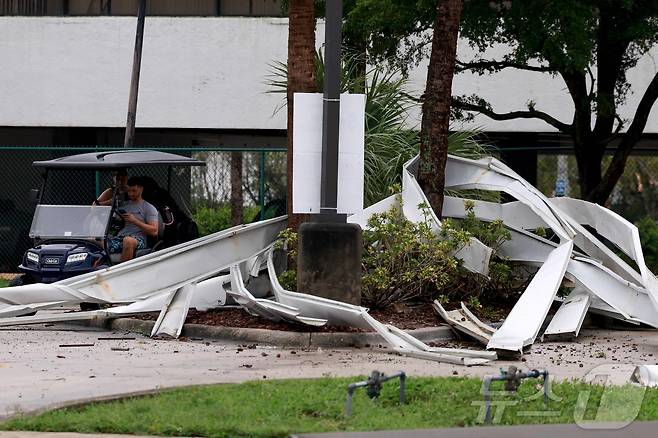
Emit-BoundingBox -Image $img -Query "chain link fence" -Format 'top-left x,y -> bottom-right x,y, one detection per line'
535,152 -> 658,224
0,146 -> 286,272
3,144 -> 657,273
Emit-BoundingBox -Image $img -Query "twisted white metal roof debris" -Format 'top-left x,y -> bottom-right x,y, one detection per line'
2,153 -> 658,369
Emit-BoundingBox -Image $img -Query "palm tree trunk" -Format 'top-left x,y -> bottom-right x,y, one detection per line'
417,0 -> 462,217
286,0 -> 316,230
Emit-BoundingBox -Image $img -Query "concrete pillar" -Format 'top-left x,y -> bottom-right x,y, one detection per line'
297,222 -> 362,305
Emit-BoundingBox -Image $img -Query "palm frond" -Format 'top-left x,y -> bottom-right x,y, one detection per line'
265,51 -> 493,206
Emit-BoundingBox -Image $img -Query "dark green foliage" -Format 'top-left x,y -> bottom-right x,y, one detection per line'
343,0 -> 436,72
636,216 -> 658,272
344,1 -> 658,203
193,205 -> 260,236
276,199 -> 523,310
345,1 -> 658,86
361,198 -> 469,308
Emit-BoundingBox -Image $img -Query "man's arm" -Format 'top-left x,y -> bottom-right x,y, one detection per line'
122,214 -> 159,237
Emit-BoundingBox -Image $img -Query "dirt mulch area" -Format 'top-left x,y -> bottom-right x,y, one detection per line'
135,302 -> 447,333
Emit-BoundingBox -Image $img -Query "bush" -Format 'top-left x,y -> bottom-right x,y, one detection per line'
636,216 -> 658,273
193,205 -> 260,236
276,199 -> 524,311
360,200 -> 470,308
442,200 -> 529,306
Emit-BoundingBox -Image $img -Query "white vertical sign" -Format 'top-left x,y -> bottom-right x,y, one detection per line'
292,92 -> 365,214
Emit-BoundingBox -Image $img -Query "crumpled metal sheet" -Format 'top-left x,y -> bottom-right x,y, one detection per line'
227,264 -> 328,327
631,365 -> 658,387
446,197 -> 657,317
489,241 -> 573,351
263,248 -> 495,365
349,153 -> 658,353
444,155 -> 575,242
151,283 -> 196,338
348,160 -> 492,276
435,155 -> 576,351
543,288 -> 591,339
550,197 -> 658,310
432,300 -> 494,345
442,190 -> 658,346
0,217 -> 287,335
4,151 -> 658,362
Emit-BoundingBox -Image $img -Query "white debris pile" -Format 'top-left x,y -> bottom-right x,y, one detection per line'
0,218 -> 287,337
2,154 -> 658,367
347,154 -> 658,358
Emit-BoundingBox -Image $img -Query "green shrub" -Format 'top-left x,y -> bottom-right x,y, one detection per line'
193,205 -> 260,236
360,200 -> 470,308
275,199 -> 523,311
273,228 -> 298,290
442,200 -> 529,306
636,216 -> 658,273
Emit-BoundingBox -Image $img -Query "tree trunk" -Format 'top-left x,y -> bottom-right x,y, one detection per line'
230,151 -> 243,226
573,136 -> 605,201
286,0 -> 316,230
417,0 -> 463,217
589,71 -> 658,204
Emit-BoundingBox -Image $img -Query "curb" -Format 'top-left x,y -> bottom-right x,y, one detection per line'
83,317 -> 455,348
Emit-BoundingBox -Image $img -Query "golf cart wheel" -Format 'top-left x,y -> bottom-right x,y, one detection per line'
8,273 -> 33,287
80,302 -> 101,311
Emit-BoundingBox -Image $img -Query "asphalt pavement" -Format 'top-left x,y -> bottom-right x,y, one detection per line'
294,421 -> 658,438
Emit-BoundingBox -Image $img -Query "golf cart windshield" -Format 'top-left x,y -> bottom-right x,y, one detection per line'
29,205 -> 111,240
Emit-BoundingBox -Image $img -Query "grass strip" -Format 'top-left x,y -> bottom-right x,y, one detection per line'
2,376 -> 658,438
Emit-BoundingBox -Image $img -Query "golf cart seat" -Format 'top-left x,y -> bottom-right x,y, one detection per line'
109,213 -> 165,263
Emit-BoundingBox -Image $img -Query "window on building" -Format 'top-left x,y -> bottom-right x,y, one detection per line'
0,0 -> 63,15
0,0 -> 285,16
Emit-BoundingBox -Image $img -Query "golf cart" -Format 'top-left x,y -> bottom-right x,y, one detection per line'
11,150 -> 205,286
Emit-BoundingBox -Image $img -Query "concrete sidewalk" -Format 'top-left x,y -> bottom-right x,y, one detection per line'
1,325 -> 657,420
294,421 -> 658,437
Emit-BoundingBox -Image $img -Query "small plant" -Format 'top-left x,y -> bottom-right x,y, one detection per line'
449,200 -> 511,251
360,197 -> 470,309
274,228 -> 299,290
466,296 -> 482,310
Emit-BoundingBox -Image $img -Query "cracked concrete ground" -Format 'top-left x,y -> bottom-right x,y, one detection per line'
1,324 -> 657,420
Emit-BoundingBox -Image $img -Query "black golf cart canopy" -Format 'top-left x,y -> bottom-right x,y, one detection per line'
33,150 -> 205,169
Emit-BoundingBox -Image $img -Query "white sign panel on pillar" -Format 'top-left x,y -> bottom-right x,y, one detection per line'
292,92 -> 365,214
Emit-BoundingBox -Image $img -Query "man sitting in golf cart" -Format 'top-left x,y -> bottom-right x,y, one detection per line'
108,176 -> 159,262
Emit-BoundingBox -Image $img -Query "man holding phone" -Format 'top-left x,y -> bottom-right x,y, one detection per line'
107,176 -> 159,262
